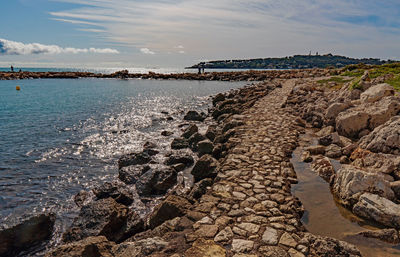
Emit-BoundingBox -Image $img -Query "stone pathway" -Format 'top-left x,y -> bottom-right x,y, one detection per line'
186,80 -> 310,256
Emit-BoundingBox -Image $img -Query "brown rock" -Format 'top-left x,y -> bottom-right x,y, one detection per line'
185,238 -> 226,257
45,236 -> 115,257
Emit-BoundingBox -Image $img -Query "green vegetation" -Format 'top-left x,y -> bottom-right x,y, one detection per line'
317,77 -> 352,89
339,63 -> 400,91
187,54 -> 393,70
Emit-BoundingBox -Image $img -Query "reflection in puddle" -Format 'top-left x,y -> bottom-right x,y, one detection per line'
291,134 -> 400,257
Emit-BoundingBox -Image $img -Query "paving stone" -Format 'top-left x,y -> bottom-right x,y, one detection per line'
214,226 -> 233,243
262,227 -> 279,245
231,239 -> 254,253
237,223 -> 260,234
279,232 -> 297,248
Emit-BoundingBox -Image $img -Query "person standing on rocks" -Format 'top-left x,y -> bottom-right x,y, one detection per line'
10,65 -> 14,72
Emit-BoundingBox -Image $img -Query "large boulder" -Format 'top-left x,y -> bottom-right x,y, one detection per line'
0,213 -> 55,257
360,83 -> 394,103
353,193 -> 400,228
118,152 -> 151,169
331,165 -> 395,207
45,236 -> 115,257
359,116 -> 400,155
325,102 -> 352,125
148,195 -> 192,229
191,154 -> 219,182
367,96 -> 400,130
63,198 -> 144,243
335,97 -> 400,139
135,166 -> 177,196
350,148 -> 400,175
93,181 -> 134,206
335,111 -> 369,139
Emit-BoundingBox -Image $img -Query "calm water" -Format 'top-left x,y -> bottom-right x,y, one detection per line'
292,133 -> 400,257
0,67 -> 276,74
0,78 -> 244,225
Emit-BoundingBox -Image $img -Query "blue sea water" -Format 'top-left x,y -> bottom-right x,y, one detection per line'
0,78 -> 244,226
0,67 -> 272,74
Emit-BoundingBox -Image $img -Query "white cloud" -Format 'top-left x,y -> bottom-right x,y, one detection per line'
0,38 -> 119,55
48,0 -> 400,61
178,50 -> 185,54
140,48 -> 155,55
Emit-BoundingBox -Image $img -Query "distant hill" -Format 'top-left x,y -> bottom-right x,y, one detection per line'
187,54 -> 394,69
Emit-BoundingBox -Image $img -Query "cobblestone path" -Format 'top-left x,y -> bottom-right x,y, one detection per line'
186,80 -> 311,256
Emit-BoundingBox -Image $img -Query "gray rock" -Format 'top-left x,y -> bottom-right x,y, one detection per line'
360,83 -> 394,103
336,110 -> 369,139
331,165 -> 395,207
353,193 -> 400,228
325,102 -> 352,125
325,144 -> 342,158
350,148 -> 400,175
0,213 -> 55,257
359,116 -> 400,155
350,228 -> 400,244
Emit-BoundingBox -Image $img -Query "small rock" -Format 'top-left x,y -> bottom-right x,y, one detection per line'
198,140 -> 214,156
165,154 -> 194,167
112,237 -> 168,257
301,151 -> 312,163
184,111 -> 206,122
161,130 -> 173,137
325,144 -> 342,158
118,152 -> 151,169
118,165 -> 148,185
189,178 -> 213,199
304,145 -> 325,155
350,228 -> 400,244
74,190 -> 91,207
171,137 -> 189,149
135,166 -> 177,196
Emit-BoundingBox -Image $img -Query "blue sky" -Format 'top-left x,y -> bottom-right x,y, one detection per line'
1,0 -> 400,68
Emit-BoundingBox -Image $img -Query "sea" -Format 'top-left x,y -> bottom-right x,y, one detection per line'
0,76 -> 245,234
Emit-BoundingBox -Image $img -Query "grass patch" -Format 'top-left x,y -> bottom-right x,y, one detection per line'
387,74 -> 400,91
339,62 -> 400,91
317,76 -> 352,89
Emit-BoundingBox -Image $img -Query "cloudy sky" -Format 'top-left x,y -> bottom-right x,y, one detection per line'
1,0 -> 400,68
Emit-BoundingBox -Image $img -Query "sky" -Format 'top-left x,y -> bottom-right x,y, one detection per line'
0,0 -> 400,68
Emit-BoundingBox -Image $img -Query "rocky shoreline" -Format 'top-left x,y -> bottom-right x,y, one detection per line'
0,68 -> 331,81
1,67 -> 400,256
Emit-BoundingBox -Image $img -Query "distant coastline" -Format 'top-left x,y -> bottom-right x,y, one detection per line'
186,54 -> 396,69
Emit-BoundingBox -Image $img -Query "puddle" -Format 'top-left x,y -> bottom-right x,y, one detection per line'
291,133 -> 400,257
